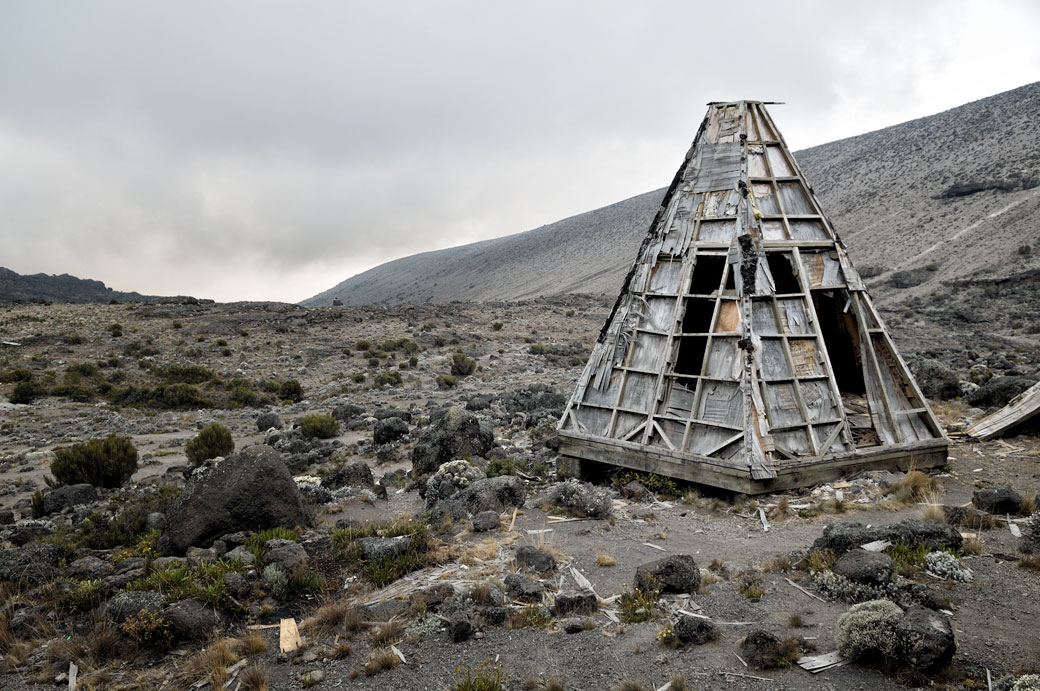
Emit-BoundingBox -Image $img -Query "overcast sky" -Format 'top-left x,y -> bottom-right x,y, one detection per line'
1,2 -> 1038,303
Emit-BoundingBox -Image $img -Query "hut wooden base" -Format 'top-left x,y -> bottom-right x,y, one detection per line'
559,430 -> 947,495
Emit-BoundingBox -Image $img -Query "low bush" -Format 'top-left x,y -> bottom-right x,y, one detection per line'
437,375 -> 458,389
0,368 -> 33,383
299,414 -> 339,439
279,379 -> 303,402
836,599 -> 903,662
371,370 -> 402,388
332,518 -> 432,586
51,434 -> 139,488
185,424 -> 235,465
455,660 -> 506,691
159,364 -> 214,384
10,380 -> 46,404
451,352 -> 476,376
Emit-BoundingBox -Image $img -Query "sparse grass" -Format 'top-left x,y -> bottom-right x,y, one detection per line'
364,649 -> 400,676
738,574 -> 765,601
1019,554 -> 1040,571
507,605 -> 554,629
618,587 -> 659,624
595,553 -> 617,567
669,673 -> 689,691
302,598 -> 354,636
472,582 -> 492,605
332,518 -> 433,586
329,639 -> 353,659
1021,493 -> 1037,516
919,492 -> 946,523
806,549 -> 836,573
885,470 -> 939,505
177,638 -> 241,687
454,660 -> 506,691
616,680 -> 647,691
240,631 -> 268,655
239,666 -> 269,691
370,619 -> 404,647
886,542 -> 931,577
962,537 -> 983,555
763,554 -> 792,572
788,613 -> 804,628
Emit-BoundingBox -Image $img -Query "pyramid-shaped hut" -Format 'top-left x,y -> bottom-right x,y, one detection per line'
557,101 -> 947,494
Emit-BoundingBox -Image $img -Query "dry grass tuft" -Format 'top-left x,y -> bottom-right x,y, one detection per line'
472,582 -> 492,605
302,598 -> 353,636
1019,554 -> 1040,571
370,619 -> 404,647
177,638 -> 241,687
886,470 -> 939,504
364,648 -> 400,676
459,537 -> 500,565
670,673 -> 689,691
788,613 -> 804,628
919,493 -> 946,523
240,631 -> 268,655
1020,493 -> 1037,516
329,638 -> 353,659
343,605 -> 365,633
524,675 -> 566,691
763,554 -> 792,573
616,680 -> 647,691
596,553 -> 617,567
239,665 -> 269,691
961,537 -> 983,555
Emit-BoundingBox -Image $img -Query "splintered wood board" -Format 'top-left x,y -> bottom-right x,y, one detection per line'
279,618 -> 302,653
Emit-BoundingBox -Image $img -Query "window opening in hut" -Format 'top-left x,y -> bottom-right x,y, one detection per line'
688,255 -> 726,295
811,290 -> 865,394
767,253 -> 801,294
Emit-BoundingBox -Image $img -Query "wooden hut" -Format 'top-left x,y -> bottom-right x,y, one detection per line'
557,101 -> 947,493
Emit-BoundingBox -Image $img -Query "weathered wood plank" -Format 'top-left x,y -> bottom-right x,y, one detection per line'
967,380 -> 1040,440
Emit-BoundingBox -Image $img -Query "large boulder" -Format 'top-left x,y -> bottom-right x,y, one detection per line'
911,360 -> 962,401
411,407 -> 493,478
158,445 -> 315,556
163,598 -> 224,640
373,417 -> 409,445
42,483 -> 97,515
0,543 -> 69,585
321,461 -> 374,490
544,480 -> 613,519
832,549 -> 894,586
968,376 -> 1037,409
635,554 -> 700,594
814,519 -> 962,556
895,607 -> 955,670
973,487 -> 1022,515
423,460 -> 486,505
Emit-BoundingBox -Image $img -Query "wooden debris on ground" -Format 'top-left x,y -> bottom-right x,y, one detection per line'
967,381 -> 1040,440
796,650 -> 847,673
279,618 -> 302,653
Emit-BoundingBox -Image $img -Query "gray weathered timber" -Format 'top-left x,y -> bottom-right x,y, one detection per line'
967,380 -> 1040,440
558,100 -> 946,493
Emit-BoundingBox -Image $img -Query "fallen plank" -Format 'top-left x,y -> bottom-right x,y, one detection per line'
279,618 -> 302,653
68,662 -> 77,691
391,644 -> 407,664
508,508 -> 518,532
860,540 -> 891,552
797,650 -> 847,673
759,508 -> 770,532
246,623 -> 281,630
967,380 -> 1040,440
785,577 -> 825,602
721,671 -> 772,681
642,542 -> 668,552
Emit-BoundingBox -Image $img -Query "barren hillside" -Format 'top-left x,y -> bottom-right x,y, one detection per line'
305,81 -> 1040,309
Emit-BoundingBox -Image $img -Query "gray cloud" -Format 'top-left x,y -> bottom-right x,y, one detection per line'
1,1 -> 1038,301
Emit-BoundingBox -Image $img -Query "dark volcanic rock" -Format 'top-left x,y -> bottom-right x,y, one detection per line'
814,519 -> 962,556
832,549 -> 894,586
972,487 -> 1023,515
256,411 -> 283,431
41,483 -> 97,515
358,535 -> 412,562
373,417 -> 409,444
471,511 -> 501,532
674,613 -> 717,645
411,407 -> 493,478
635,554 -> 700,594
515,546 -> 556,574
0,543 -> 68,584
968,376 -> 1037,408
895,607 -> 955,670
449,613 -> 473,642
109,591 -> 166,622
911,360 -> 961,401
741,629 -> 783,669
321,461 -> 374,490
504,573 -> 544,602
553,589 -> 597,616
373,408 -> 412,423
164,598 -> 224,640
545,480 -> 612,519
158,445 -> 315,556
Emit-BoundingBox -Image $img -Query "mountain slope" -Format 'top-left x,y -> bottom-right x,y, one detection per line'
305,82 -> 1040,307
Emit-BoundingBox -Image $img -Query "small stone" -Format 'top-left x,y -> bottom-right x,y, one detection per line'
553,589 -> 597,616
832,549 -> 894,586
298,669 -> 325,684
972,487 -> 1022,515
623,480 -> 648,501
515,546 -> 556,574
561,617 -> 585,634
450,613 -> 474,642
358,536 -> 411,562
471,511 -> 501,532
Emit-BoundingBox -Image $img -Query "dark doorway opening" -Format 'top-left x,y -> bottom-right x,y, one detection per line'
812,290 -> 864,394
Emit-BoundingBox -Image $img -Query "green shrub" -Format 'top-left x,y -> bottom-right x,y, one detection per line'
528,343 -> 546,355
185,424 -> 234,466
51,384 -> 94,402
279,379 -> 303,402
58,579 -> 103,614
372,370 -> 402,388
160,364 -> 213,384
120,608 -> 173,650
108,323 -> 123,337
332,519 -> 431,586
10,380 -> 46,404
300,414 -> 339,439
451,352 -> 476,376
355,339 -> 371,350
408,356 -> 418,368
836,599 -> 903,662
486,456 -> 525,478
247,526 -> 300,564
492,322 -> 504,331
436,375 -> 458,389
51,434 -> 138,488
0,368 -> 33,383
31,490 -> 45,518
455,660 -> 506,691
433,336 -> 447,347
230,385 -> 259,407
263,564 -> 289,599
67,362 -> 99,377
